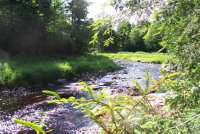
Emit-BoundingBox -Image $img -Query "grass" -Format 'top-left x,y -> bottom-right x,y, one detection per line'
0,52 -> 167,87
0,54 -> 117,87
102,52 -> 167,63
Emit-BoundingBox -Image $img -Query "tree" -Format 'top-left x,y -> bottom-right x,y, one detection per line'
143,22 -> 162,51
90,19 -> 115,52
129,27 -> 145,51
116,20 -> 132,51
66,0 -> 90,53
0,0 -> 92,56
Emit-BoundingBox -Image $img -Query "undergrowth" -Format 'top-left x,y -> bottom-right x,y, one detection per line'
0,54 -> 117,87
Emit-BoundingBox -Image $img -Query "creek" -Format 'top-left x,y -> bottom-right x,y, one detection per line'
0,60 -> 161,134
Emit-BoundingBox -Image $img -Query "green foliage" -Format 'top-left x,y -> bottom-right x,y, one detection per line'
153,0 -> 200,110
90,19 -> 115,52
143,22 -> 163,51
129,27 -> 146,51
0,55 -> 117,87
116,20 -> 132,51
42,90 -> 61,100
42,90 -> 68,104
13,118 -> 46,134
0,0 -> 92,56
0,62 -> 15,86
90,18 -> 162,52
139,109 -> 200,134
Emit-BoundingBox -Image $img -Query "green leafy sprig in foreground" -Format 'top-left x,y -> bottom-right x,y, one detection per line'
13,119 -> 46,134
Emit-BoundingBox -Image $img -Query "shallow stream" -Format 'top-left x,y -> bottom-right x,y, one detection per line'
0,60 -> 161,134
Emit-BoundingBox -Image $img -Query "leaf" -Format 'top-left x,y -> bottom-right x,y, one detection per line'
42,90 -> 61,100
166,79 -> 177,84
145,70 -> 150,92
167,72 -> 180,79
61,98 -> 68,103
79,82 -> 88,87
13,119 -> 45,134
88,87 -> 95,100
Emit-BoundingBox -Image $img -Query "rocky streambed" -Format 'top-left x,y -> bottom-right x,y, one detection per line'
0,60 -> 163,134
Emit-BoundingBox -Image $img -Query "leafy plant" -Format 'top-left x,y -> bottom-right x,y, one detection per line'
151,0 -> 200,110
13,119 -> 47,134
0,62 -> 15,86
139,108 -> 200,134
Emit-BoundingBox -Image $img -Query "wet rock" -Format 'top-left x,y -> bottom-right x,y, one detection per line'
135,77 -> 142,79
16,87 -> 26,92
131,86 -> 138,90
17,130 -> 36,134
111,89 -> 116,93
112,76 -> 119,80
13,87 -> 26,95
102,82 -> 112,86
92,86 -> 103,91
56,79 -> 67,85
117,89 -> 124,93
123,70 -> 128,74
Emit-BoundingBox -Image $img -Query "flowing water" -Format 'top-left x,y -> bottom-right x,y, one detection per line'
0,60 -> 161,134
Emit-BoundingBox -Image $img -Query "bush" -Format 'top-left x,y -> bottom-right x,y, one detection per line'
0,62 -> 16,86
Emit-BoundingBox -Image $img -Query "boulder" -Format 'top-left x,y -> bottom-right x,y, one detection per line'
56,79 -> 67,85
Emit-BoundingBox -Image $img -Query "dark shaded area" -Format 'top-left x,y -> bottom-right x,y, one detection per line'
0,0 -> 93,57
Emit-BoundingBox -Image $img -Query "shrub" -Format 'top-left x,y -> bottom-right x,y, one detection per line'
0,62 -> 15,86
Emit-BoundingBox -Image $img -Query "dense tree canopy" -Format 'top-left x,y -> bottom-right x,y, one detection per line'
0,0 -> 92,56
